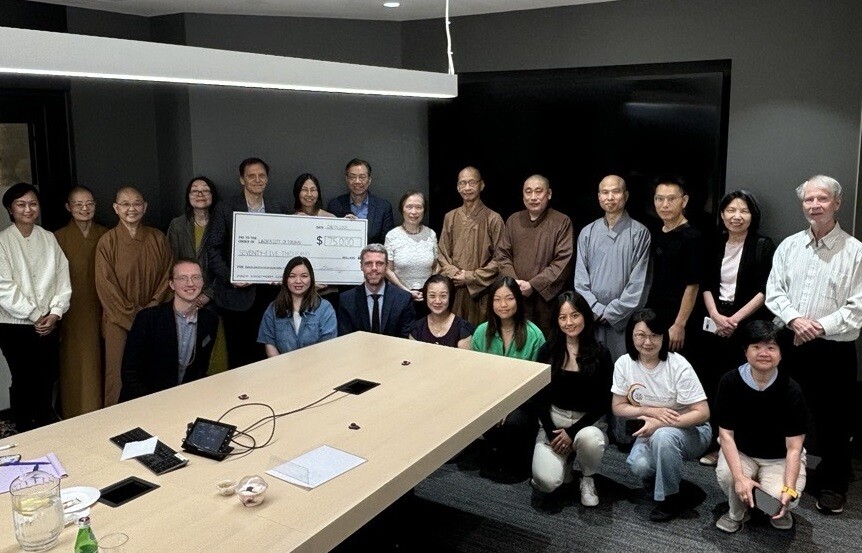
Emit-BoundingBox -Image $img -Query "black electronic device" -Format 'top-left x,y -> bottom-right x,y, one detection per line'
625,418 -> 646,435
98,476 -> 159,508
181,418 -> 236,461
109,427 -> 188,475
334,378 -> 380,395
753,487 -> 783,516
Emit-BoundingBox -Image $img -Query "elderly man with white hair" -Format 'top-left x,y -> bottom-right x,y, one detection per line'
765,174 -> 862,515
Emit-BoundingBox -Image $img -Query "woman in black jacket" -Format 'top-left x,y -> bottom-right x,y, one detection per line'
699,190 -> 775,465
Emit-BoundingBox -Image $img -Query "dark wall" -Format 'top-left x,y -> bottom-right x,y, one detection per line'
403,0 -> 862,242
3,5 -> 428,228
184,14 -> 403,67
0,0 -> 65,31
181,14 -> 426,223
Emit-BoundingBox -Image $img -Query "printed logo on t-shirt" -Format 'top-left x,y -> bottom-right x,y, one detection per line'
626,382 -> 672,406
627,383 -> 647,405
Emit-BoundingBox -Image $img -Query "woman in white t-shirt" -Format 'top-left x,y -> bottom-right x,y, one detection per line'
611,308 -> 711,522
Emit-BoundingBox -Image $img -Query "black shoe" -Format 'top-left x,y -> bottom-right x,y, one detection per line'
649,493 -> 685,522
479,464 -> 527,484
816,490 -> 846,515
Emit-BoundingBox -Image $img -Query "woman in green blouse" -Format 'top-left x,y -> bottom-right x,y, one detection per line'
471,276 -> 546,481
471,276 -> 545,359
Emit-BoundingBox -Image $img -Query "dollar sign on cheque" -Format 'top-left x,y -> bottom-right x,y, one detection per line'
317,236 -> 323,246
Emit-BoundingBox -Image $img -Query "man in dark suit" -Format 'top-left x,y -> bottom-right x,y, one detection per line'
120,260 -> 218,401
327,158 -> 395,244
207,157 -> 288,368
338,244 -> 415,338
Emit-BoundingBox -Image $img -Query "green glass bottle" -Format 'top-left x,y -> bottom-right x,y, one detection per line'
74,516 -> 99,553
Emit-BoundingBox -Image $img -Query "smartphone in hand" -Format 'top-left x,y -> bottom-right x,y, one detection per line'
625,418 -> 646,435
753,487 -> 782,516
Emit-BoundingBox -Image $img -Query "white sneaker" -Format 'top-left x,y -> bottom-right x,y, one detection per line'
580,476 -> 599,507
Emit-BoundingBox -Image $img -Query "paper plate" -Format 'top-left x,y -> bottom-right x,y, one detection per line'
61,486 -> 100,514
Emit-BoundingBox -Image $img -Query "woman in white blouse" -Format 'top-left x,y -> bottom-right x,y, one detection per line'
0,183 -> 71,430
384,191 -> 437,317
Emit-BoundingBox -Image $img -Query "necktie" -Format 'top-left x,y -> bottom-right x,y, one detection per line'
371,294 -> 381,333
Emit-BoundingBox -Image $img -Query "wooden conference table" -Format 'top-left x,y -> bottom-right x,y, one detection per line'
0,332 -> 549,552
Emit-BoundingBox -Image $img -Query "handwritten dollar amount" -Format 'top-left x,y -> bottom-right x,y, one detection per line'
317,236 -> 364,247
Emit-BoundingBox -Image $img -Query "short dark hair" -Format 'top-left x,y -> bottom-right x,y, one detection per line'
652,175 -> 688,197
718,189 -> 762,234
345,158 -> 372,176
398,190 -> 427,214
740,320 -> 780,350
625,308 -> 670,361
293,173 -> 324,213
184,176 -> 218,220
422,274 -> 455,311
3,182 -> 40,222
239,157 -> 270,176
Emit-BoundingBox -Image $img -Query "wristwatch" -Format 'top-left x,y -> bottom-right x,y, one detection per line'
781,485 -> 799,499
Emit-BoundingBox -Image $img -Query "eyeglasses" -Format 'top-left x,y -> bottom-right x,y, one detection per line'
633,332 -> 662,343
115,202 -> 145,209
173,275 -> 203,284
346,174 -> 369,182
457,179 -> 480,188
70,201 -> 95,209
189,190 -> 212,197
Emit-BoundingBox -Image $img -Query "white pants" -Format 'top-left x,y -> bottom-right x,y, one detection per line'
716,449 -> 807,520
531,405 -> 606,493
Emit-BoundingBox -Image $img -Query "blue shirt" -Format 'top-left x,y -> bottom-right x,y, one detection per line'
257,299 -> 337,354
350,195 -> 369,220
174,309 -> 197,384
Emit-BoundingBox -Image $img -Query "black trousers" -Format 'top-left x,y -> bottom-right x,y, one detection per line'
221,285 -> 278,369
699,302 -> 748,449
0,323 -> 59,431
778,330 -> 856,494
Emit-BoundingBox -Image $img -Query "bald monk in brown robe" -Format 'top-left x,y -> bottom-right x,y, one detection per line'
436,166 -> 504,327
496,174 -> 573,336
95,187 -> 171,406
55,186 -> 108,416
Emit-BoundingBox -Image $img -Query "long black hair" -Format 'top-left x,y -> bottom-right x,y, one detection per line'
273,256 -> 321,318
545,291 -> 601,377
183,176 -> 218,220
484,277 -> 527,351
293,173 -> 324,214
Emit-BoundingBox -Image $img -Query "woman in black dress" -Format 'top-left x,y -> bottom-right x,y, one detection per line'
410,274 -> 474,348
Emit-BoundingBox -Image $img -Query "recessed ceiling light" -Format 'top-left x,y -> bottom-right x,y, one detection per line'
383,2 -> 401,7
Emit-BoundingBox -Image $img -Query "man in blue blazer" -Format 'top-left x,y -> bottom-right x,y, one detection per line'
327,158 -> 395,245
338,244 -> 415,338
207,157 -> 289,368
120,260 -> 218,401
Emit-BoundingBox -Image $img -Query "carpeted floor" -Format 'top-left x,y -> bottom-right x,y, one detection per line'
402,442 -> 862,552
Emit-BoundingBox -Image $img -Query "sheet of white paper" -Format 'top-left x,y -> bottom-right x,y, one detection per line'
266,445 -> 366,489
121,437 -> 158,460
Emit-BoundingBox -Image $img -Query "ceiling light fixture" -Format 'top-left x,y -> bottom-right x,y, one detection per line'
0,26 -> 457,99
383,2 -> 401,7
